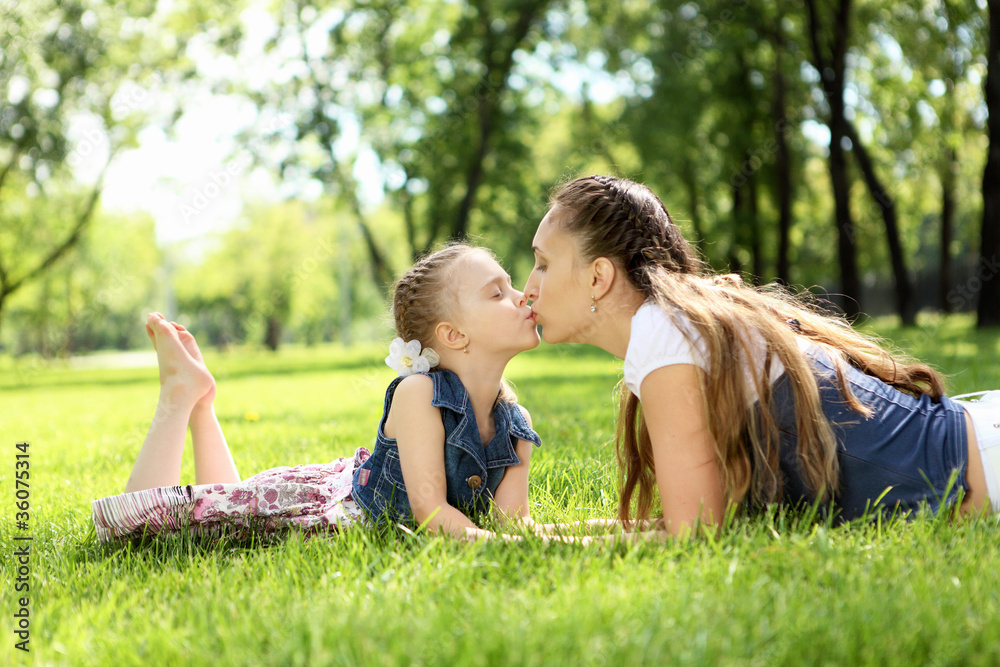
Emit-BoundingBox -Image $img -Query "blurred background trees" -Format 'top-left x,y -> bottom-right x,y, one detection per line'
1,0 -> 996,356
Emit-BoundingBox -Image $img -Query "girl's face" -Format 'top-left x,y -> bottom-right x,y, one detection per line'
523,207 -> 594,344
455,250 -> 540,354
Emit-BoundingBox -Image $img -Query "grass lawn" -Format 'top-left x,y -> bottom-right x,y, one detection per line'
2,314 -> 1000,665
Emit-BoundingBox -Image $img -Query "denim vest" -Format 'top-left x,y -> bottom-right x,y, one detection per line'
763,346 -> 969,520
351,369 -> 542,524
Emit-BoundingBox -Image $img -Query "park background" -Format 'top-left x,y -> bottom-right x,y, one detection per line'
2,0 -> 999,355
3,0 -> 1000,665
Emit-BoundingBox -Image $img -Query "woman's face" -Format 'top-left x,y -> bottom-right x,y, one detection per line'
523,207 -> 594,344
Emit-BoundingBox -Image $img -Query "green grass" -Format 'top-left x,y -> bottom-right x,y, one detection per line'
2,314 -> 1000,665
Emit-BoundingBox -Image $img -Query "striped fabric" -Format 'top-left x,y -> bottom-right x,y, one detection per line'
92,485 -> 194,543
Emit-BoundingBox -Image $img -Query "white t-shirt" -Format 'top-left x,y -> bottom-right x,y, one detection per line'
623,301 -> 797,402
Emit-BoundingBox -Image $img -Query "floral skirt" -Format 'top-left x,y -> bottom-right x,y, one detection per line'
92,447 -> 370,543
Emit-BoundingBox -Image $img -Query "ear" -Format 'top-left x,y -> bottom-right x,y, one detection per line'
589,257 -> 617,300
434,321 -> 468,352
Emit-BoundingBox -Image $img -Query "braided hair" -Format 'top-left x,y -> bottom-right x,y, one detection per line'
392,244 -> 475,351
551,175 -> 702,292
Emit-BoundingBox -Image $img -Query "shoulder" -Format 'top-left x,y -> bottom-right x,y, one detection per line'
629,300 -> 700,340
624,301 -> 708,401
387,373 -> 438,423
516,404 -> 532,429
505,401 -> 542,447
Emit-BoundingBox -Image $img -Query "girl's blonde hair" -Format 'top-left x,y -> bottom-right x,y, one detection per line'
391,243 -> 518,403
551,176 -> 944,524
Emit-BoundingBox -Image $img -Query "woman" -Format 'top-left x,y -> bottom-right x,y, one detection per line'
523,175 -> 999,536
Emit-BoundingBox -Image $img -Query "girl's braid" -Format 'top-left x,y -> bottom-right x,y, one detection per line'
391,244 -> 474,349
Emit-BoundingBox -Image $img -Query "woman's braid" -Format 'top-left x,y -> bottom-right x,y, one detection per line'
553,176 -> 700,294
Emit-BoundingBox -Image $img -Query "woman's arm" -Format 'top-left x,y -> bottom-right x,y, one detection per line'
639,363 -> 726,535
390,376 -> 519,541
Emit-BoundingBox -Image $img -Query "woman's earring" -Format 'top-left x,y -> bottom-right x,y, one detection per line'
590,294 -> 597,313
463,344 -> 469,354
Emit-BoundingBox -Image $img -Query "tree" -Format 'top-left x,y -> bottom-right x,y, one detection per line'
874,1 -> 987,313
173,200 -> 384,350
0,0 -> 202,339
804,0 -> 865,320
979,0 -> 1000,327
5,211 -> 160,356
220,0 -> 559,291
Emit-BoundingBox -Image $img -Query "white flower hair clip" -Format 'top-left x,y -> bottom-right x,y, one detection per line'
385,337 -> 441,377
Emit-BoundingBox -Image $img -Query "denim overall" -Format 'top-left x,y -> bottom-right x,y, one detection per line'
352,369 -> 542,523
766,347 -> 969,520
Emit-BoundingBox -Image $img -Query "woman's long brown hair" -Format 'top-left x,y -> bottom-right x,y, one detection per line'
552,176 -> 945,524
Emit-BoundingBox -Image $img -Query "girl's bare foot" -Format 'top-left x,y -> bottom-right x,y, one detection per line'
146,313 -> 209,364
148,313 -> 216,406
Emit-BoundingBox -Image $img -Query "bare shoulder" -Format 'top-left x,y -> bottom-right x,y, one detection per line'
639,363 -> 705,412
385,374 -> 437,439
393,373 -> 435,403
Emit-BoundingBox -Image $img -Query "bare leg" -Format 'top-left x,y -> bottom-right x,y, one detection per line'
169,321 -> 240,485
123,314 -> 229,492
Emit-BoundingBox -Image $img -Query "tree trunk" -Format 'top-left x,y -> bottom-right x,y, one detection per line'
356,218 -> 394,293
805,0 -> 861,320
681,159 -> 707,256
749,174 -> 764,285
731,181 -> 745,276
773,57 -> 793,286
978,0 -> 1000,327
842,121 -> 914,324
829,123 -> 860,320
452,0 -> 548,240
940,145 -> 956,313
265,316 -> 281,352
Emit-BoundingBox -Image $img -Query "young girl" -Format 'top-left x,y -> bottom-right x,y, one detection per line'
523,174 -> 1000,536
92,244 -> 544,542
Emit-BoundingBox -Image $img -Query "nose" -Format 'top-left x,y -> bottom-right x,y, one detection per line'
514,288 -> 527,308
523,274 -> 538,303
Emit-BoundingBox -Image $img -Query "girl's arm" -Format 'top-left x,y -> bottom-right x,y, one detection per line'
492,407 -> 644,536
639,363 -> 726,535
492,406 -> 664,536
491,439 -> 533,523
390,375 -> 517,541
490,407 -> 535,524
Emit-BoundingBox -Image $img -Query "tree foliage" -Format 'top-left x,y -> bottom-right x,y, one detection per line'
2,0 -> 996,353
0,0 -> 222,341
